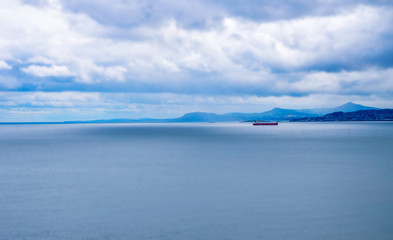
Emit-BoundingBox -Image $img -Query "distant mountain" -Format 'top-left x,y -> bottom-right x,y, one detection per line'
301,102 -> 379,115
291,109 -> 393,122
63,102 -> 382,123
256,108 -> 318,119
171,103 -> 378,122
171,108 -> 318,122
330,102 -> 378,112
174,112 -> 222,122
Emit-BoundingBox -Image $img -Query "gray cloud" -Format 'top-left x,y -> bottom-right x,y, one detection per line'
212,0 -> 393,21
1,0 -> 393,120
21,0 -> 225,28
22,0 -> 393,27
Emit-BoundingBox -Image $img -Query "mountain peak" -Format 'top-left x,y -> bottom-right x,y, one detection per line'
341,102 -> 357,106
344,101 -> 354,104
332,102 -> 378,112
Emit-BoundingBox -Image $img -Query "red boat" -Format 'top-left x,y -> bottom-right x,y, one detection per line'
253,122 -> 278,126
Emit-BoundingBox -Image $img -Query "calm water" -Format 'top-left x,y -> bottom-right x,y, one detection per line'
1,122 -> 393,240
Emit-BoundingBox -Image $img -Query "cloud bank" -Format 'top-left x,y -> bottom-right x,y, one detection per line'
1,0 -> 393,120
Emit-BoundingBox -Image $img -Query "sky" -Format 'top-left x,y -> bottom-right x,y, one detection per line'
1,0 -> 393,121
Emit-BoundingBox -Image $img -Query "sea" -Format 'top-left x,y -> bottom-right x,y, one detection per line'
0,122 -> 392,240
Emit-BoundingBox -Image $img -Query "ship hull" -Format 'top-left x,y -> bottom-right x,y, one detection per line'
253,122 -> 278,126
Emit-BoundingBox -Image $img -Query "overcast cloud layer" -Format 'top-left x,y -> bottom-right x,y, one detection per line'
1,0 -> 393,121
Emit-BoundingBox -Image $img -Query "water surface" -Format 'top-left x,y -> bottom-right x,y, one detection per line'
1,122 -> 393,240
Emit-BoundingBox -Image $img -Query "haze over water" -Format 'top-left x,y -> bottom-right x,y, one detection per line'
1,122 -> 393,240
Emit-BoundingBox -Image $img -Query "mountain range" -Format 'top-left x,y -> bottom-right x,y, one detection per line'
72,102 -> 381,123
292,109 -> 393,122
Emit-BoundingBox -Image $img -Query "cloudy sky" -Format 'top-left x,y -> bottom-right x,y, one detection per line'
1,0 -> 393,121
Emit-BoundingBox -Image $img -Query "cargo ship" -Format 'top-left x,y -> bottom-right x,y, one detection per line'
253,122 -> 278,126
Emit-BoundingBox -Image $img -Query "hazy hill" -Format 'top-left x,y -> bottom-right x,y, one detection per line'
292,109 -> 393,122
256,108 -> 318,119
172,102 -> 377,122
301,102 -> 379,115
174,112 -> 222,122
64,102 -> 381,123
171,108 -> 318,122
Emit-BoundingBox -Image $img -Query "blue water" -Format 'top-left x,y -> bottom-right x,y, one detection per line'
0,122 -> 393,240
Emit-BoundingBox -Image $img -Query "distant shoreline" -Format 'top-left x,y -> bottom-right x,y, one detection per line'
291,109 -> 393,122
1,104 -> 392,124
1,120 -> 393,125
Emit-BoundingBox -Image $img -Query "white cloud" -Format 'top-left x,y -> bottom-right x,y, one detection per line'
0,61 -> 12,70
282,68 -> 393,95
27,56 -> 55,64
22,65 -> 74,77
102,66 -> 128,82
0,91 -> 100,108
74,60 -> 128,83
0,0 -> 392,122
1,2 -> 392,85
